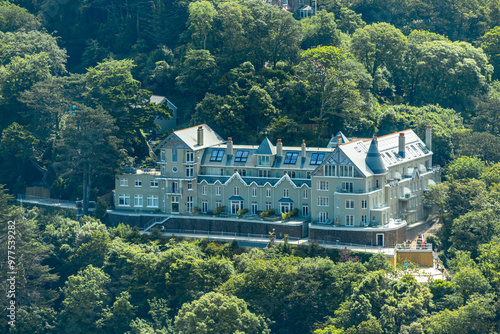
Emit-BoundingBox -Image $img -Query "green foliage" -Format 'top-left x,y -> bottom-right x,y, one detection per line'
237,207 -> 248,217
446,156 -> 485,181
212,205 -> 226,216
0,1 -> 38,32
174,292 -> 270,334
301,10 -> 341,50
259,208 -> 275,218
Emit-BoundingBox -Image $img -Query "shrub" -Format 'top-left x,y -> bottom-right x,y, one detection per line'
212,205 -> 226,216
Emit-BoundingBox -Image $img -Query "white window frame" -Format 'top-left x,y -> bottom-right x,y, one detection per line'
120,179 -> 128,187
160,150 -> 166,162
342,181 -> 353,193
266,188 -> 271,197
134,179 -> 142,187
252,188 -> 257,197
345,215 -> 354,226
234,187 -> 239,196
251,202 -> 258,215
361,215 -> 368,226
202,200 -> 208,213
362,200 -> 367,209
134,194 -> 143,207
216,186 -> 221,196
319,212 -> 328,223
265,202 -> 272,210
186,151 -> 194,163
303,189 -> 308,199
202,185 -> 207,195
302,205 -> 309,217
317,196 -> 329,206
216,200 -> 222,208
187,196 -> 193,212
283,188 -> 289,198
147,195 -> 159,208
118,194 -> 130,206
186,165 -> 194,177
318,181 -> 329,191
346,200 -> 354,209
150,179 -> 159,188
187,181 -> 193,190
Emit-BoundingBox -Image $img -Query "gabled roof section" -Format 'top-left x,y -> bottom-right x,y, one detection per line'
254,137 -> 276,155
155,124 -> 225,151
365,138 -> 387,174
327,131 -> 350,148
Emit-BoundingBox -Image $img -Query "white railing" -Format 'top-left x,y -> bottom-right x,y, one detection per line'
142,215 -> 170,232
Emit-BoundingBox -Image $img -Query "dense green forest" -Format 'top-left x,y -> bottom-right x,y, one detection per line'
2,0 -> 500,202
2,0 -> 500,332
1,180 -> 500,334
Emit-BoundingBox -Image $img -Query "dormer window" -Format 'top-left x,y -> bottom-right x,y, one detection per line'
284,152 -> 298,164
210,150 -> 224,162
310,153 -> 324,165
257,155 -> 270,166
235,151 -> 249,162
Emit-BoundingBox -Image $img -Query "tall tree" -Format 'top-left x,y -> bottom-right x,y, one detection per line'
57,104 -> 125,215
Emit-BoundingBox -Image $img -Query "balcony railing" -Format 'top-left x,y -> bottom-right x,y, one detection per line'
336,186 -> 381,194
372,203 -> 388,209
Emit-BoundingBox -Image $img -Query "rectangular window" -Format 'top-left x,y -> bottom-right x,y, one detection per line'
216,186 -> 221,196
283,189 -> 289,198
324,165 -> 336,176
187,196 -> 193,212
345,215 -> 354,226
319,212 -> 328,223
150,180 -> 159,188
234,187 -> 239,196
303,189 -> 308,199
342,182 -> 353,193
202,201 -> 208,213
172,148 -> 177,162
161,165 -> 165,176
361,215 -> 368,226
251,202 -> 258,214
266,188 -> 271,197
284,170 -> 296,178
186,165 -> 194,177
302,205 -> 309,217
120,179 -> 128,187
339,165 -> 354,177
186,151 -> 194,163
118,194 -> 130,206
265,202 -> 272,210
160,150 -> 166,162
282,0 -> 288,5
317,196 -> 329,206
310,153 -> 325,165
134,179 -> 142,187
258,169 -> 270,177
147,195 -> 159,208
188,181 -> 193,190
284,152 -> 299,164
234,151 -> 249,162
252,188 -> 257,197
362,200 -> 367,209
134,194 -> 143,207
318,181 -> 329,191
346,200 -> 354,209
202,185 -> 207,195
257,155 -> 270,166
216,200 -> 222,208
210,150 -> 224,162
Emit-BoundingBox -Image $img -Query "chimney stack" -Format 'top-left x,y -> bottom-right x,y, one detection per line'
197,126 -> 203,146
337,135 -> 342,147
301,140 -> 306,158
425,125 -> 432,151
399,132 -> 405,158
227,137 -> 233,156
277,139 -> 283,157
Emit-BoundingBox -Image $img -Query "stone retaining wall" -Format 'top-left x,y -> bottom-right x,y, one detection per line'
108,212 -> 307,239
309,224 -> 407,247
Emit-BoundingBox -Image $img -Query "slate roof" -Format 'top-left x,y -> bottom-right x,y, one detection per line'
254,137 -> 276,155
156,124 -> 225,151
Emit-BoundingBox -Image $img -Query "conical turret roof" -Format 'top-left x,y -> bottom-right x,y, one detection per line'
365,137 -> 386,174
